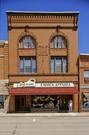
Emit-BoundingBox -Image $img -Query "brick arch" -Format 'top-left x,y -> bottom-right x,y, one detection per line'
17,31 -> 38,48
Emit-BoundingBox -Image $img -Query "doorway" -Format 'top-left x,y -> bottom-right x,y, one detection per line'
58,95 -> 73,112
15,96 -> 26,112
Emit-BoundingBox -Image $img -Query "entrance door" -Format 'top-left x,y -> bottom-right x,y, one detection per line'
58,95 -> 73,112
15,96 -> 26,112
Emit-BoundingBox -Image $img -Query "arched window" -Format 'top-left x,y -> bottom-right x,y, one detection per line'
19,35 -> 36,48
50,35 -> 67,48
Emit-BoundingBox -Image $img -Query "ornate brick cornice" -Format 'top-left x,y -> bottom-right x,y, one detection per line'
9,15 -> 77,23
7,12 -> 79,28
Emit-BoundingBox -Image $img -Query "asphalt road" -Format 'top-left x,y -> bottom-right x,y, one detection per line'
0,116 -> 89,135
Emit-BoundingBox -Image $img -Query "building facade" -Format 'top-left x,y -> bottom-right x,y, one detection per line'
79,54 -> 89,112
1,11 -> 80,113
0,41 -> 8,112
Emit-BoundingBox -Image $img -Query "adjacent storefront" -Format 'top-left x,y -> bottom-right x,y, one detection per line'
80,85 -> 89,111
0,80 -> 8,112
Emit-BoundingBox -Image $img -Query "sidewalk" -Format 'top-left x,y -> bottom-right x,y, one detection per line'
0,112 -> 89,117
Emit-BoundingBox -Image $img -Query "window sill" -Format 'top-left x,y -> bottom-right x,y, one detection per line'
18,48 -> 36,50
20,73 -> 37,75
50,48 -> 67,50
8,73 -> 78,77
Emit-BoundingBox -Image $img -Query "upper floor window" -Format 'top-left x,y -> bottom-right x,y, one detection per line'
19,36 -> 36,48
20,57 -> 36,73
51,57 -> 67,73
50,35 -> 67,48
84,71 -> 89,78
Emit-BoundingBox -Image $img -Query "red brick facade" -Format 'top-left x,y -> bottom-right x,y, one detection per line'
79,54 -> 89,112
0,11 -> 83,113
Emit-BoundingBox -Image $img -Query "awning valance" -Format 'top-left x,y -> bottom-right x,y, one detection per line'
9,87 -> 78,95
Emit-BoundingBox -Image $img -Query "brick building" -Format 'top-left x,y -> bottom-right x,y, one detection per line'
79,54 -> 89,112
0,11 -> 80,113
0,41 -> 8,112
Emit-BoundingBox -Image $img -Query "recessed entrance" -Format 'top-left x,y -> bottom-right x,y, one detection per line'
15,96 -> 26,112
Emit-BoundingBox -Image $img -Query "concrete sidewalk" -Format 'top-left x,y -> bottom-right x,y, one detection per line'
0,112 -> 89,117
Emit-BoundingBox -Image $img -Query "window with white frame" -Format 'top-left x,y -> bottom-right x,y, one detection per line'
50,35 -> 67,48
20,57 -> 36,73
19,35 -> 36,48
51,57 -> 67,73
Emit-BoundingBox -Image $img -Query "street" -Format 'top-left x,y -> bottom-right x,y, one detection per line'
0,115 -> 89,135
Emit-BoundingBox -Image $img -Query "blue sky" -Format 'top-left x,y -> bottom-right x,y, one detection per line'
0,0 -> 89,53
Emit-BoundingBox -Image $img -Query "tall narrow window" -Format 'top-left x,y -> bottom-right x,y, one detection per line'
50,35 -> 67,48
62,58 -> 67,73
32,59 -> 36,73
19,35 -> 36,48
55,58 -> 61,72
51,57 -> 67,73
20,57 -> 36,73
51,59 -> 55,73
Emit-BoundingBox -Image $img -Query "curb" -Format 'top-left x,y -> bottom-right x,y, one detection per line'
0,113 -> 89,117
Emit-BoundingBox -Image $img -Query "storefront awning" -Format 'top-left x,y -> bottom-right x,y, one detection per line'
9,87 -> 78,95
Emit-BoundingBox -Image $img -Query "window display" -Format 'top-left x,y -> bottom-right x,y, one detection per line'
31,95 -> 72,112
82,93 -> 89,109
32,96 -> 56,108
0,96 -> 5,109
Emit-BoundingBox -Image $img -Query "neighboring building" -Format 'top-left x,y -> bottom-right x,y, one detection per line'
6,11 -> 79,113
79,54 -> 89,112
0,41 -> 8,112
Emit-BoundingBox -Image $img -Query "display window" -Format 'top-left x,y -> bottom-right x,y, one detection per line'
31,95 -> 57,109
0,96 -> 5,109
82,93 -> 89,109
31,95 -> 72,112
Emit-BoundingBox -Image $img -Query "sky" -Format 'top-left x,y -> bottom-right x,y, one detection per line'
0,0 -> 89,53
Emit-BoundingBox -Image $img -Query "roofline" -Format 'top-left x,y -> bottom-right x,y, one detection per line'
6,10 -> 80,15
80,53 -> 89,56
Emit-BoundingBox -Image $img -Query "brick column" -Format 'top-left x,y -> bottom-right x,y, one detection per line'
9,96 -> 15,113
73,94 -> 78,112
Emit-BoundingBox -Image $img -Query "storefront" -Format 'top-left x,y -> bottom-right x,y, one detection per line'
9,80 -> 78,113
80,85 -> 89,111
0,80 -> 8,112
14,95 -> 73,113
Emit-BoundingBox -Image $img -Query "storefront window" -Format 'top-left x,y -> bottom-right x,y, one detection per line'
31,96 -> 57,109
82,93 -> 89,109
31,95 -> 72,112
0,96 -> 5,109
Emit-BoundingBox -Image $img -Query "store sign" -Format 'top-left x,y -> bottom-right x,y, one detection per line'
13,79 -> 74,88
80,85 -> 89,89
13,79 -> 36,88
36,82 -> 74,88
